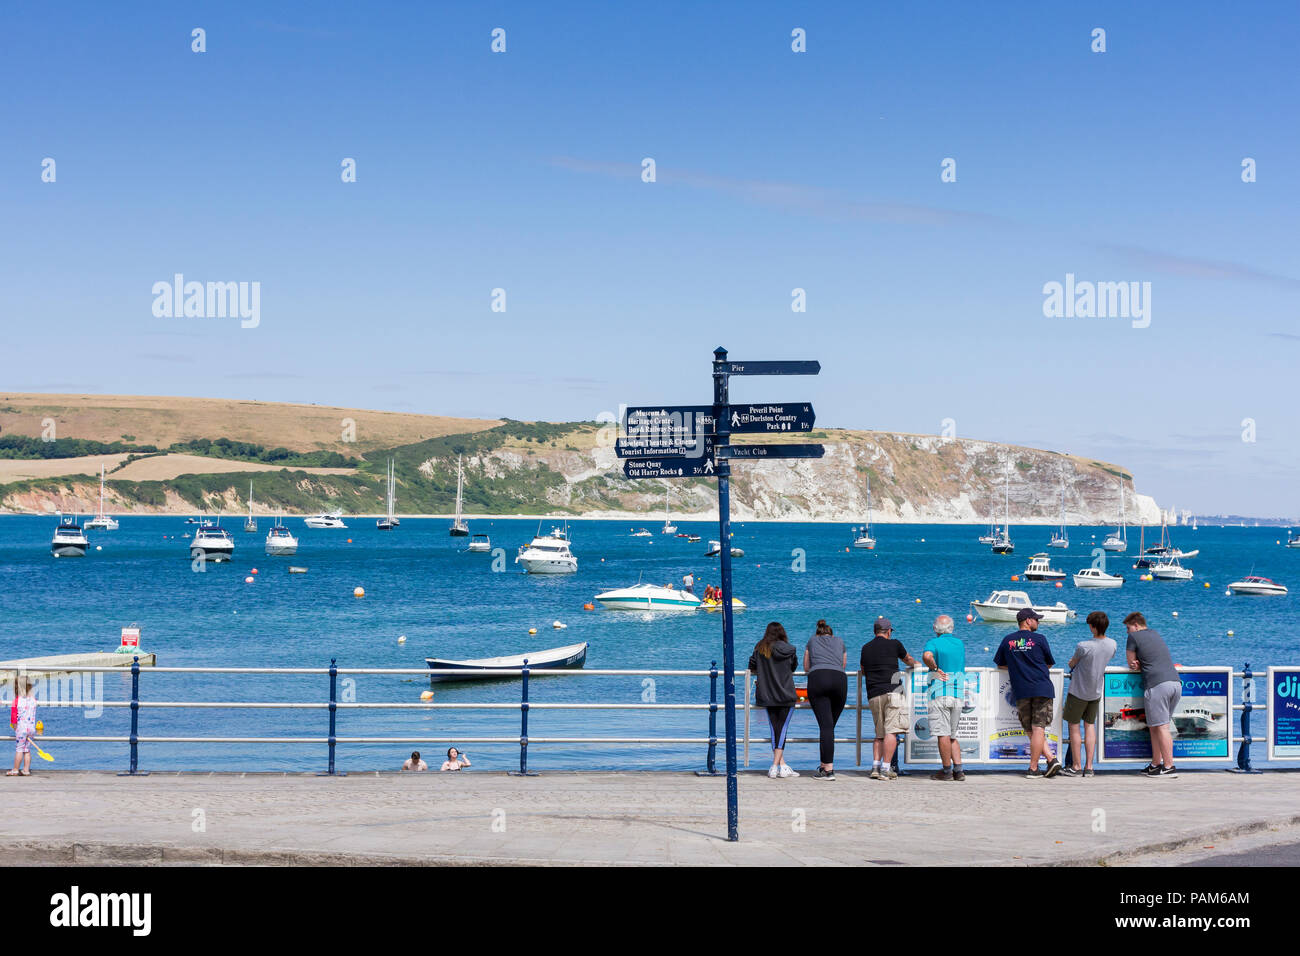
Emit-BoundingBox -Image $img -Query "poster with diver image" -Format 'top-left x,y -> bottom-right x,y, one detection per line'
904,668 -> 986,763
985,669 -> 1065,761
1098,667 -> 1232,763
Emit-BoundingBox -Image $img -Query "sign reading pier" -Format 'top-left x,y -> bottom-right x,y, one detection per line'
615,347 -> 823,842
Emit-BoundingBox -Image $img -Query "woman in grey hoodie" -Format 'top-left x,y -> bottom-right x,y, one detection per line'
748,621 -> 799,778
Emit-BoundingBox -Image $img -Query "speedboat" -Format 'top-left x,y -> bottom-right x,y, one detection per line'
1228,575 -> 1287,596
969,590 -> 1076,624
304,511 -> 346,529
706,540 -> 744,558
1106,704 -> 1147,732
425,642 -> 588,682
1150,559 -> 1193,581
84,464 -> 119,530
1023,553 -> 1066,581
594,583 -> 702,611
687,534 -> 701,543
1073,567 -> 1124,589
630,528 -> 652,538
467,533 -> 492,553
265,519 -> 299,556
191,525 -> 235,562
51,516 -> 88,557
515,524 -> 577,574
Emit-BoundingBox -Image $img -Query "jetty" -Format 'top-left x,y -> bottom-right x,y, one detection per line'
0,652 -> 156,685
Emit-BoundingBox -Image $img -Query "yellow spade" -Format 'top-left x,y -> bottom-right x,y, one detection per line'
29,739 -> 52,763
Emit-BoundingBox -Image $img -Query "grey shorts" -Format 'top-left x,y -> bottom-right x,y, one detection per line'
1144,679 -> 1182,727
928,696 -> 962,738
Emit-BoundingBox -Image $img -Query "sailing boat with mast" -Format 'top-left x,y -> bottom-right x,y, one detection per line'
243,482 -> 258,532
853,474 -> 876,549
84,462 -> 119,530
1048,470 -> 1069,548
992,468 -> 1014,554
1102,477 -> 1127,552
449,456 -> 469,536
377,459 -> 399,530
662,488 -> 676,534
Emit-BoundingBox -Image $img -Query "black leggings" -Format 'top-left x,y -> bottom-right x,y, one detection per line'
807,670 -> 848,764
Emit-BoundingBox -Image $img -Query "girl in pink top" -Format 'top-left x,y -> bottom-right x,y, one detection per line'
9,678 -> 36,776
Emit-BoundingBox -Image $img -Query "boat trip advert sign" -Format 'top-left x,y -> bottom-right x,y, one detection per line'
987,669 -> 1064,761
1268,667 -> 1300,760
1098,667 -> 1232,763
905,668 -> 987,763
120,627 -> 140,649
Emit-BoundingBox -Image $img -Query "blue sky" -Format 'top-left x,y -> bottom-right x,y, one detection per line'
2,2 -> 1297,514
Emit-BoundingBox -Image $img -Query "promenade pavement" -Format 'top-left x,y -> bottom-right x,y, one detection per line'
1,768 -> 1296,866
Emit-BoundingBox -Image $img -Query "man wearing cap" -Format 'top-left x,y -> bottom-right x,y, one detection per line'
859,616 -> 917,780
993,607 -> 1063,778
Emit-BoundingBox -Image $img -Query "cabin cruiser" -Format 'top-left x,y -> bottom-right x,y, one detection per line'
1023,553 -> 1066,582
969,590 -> 1076,624
304,511 -> 347,529
265,519 -> 299,556
1073,567 -> 1124,589
630,528 -> 652,538
191,525 -> 235,562
1150,559 -> 1193,581
594,583 -> 702,611
515,525 -> 577,574
1172,706 -> 1227,736
1227,575 -> 1287,596
706,540 -> 744,558
467,533 -> 492,553
51,516 -> 88,557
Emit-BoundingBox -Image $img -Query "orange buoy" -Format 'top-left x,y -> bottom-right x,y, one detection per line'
965,613 -> 974,623
353,586 -> 365,598
251,568 -> 259,575
1011,575 -> 1020,582
1054,582 -> 1063,588
583,603 -> 595,611
347,538 -> 353,543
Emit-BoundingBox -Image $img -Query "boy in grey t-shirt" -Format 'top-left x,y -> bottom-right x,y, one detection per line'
1062,611 -> 1117,775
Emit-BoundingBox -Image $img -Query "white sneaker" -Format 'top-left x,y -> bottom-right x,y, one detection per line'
767,764 -> 779,778
778,764 -> 800,778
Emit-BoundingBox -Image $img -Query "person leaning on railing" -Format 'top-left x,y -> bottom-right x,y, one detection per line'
749,621 -> 799,779
803,619 -> 847,781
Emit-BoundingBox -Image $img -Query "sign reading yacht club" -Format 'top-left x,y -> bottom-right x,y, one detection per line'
615,347 -> 823,843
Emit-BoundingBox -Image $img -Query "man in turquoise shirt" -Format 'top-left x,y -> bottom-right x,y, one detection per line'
922,614 -> 967,781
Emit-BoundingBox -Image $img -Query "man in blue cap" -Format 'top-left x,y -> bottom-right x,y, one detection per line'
993,607 -> 1062,778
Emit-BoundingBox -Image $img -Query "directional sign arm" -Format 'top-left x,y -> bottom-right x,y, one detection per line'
716,443 -> 825,460
723,361 -> 821,376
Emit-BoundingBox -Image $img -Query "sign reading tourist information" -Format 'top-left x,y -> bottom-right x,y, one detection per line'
617,405 -> 716,459
727,403 -> 815,434
622,457 -> 716,479
715,443 -> 825,460
1268,667 -> 1300,760
723,360 -> 821,376
1098,667 -> 1232,763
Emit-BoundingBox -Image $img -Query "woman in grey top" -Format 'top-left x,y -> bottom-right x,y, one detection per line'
804,620 -> 847,780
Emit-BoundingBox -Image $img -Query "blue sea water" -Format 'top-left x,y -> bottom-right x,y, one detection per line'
2,516 -> 1297,772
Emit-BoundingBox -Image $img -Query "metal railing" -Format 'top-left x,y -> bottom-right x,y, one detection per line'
1,658 -> 1282,774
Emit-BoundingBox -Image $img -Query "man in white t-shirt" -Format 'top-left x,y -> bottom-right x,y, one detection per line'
401,751 -> 428,771
1062,611 -> 1117,776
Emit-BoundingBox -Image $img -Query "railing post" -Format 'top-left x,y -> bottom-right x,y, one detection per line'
117,656 -> 146,776
321,658 -> 342,776
509,660 -> 538,776
696,660 -> 721,776
1233,662 -> 1261,774
855,671 -> 863,768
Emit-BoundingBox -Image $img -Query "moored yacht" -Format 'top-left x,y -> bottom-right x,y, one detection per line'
1047,475 -> 1068,548
84,464 -> 119,530
265,517 -> 299,556
991,467 -> 1013,553
978,525 -> 998,545
244,482 -> 258,533
1102,477 -> 1127,552
191,524 -> 235,562
515,524 -> 577,574
853,474 -> 876,549
51,515 -> 89,557
304,511 -> 346,529
1150,558 -> 1193,581
377,459 -> 400,530
661,489 -> 676,534
449,455 -> 469,536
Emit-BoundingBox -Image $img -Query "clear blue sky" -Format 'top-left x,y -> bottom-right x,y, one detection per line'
2,2 -> 1297,514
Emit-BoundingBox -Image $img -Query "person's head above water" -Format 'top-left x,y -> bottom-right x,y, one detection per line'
447,747 -> 459,761
410,751 -> 421,763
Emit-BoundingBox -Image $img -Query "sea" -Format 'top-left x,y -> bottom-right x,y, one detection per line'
2,516 -> 1297,772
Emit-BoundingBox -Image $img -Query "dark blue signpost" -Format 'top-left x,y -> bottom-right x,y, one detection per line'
617,346 -> 821,842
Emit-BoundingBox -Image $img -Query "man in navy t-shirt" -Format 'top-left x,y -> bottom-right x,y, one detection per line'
993,607 -> 1062,779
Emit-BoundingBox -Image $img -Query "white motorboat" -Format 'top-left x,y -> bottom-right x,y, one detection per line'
594,583 -> 702,611
853,475 -> 876,548
191,524 -> 235,562
1287,530 -> 1300,548
992,468 -> 1013,553
426,641 -> 588,682
1073,567 -> 1124,588
1102,477 -> 1127,552
706,540 -> 744,558
377,459 -> 399,530
84,464 -> 119,530
449,456 -> 469,536
51,515 -> 88,557
1150,558 -> 1193,581
662,489 -> 676,534
265,518 -> 299,556
969,590 -> 1076,625
1227,575 -> 1287,596
630,528 -> 652,538
467,533 -> 492,553
1047,474 -> 1068,548
304,511 -> 347,529
1172,706 -> 1227,736
244,481 -> 258,533
515,523 -> 577,574
1023,553 -> 1066,581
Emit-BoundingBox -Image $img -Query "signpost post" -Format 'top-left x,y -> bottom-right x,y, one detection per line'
616,345 -> 821,842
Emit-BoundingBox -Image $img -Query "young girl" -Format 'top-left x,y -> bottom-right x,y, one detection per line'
9,678 -> 36,777
748,622 -> 799,778
440,747 -> 471,771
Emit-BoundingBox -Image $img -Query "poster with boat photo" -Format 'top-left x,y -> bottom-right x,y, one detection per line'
1268,667 -> 1300,760
986,669 -> 1064,761
904,668 -> 986,763
1099,667 -> 1232,762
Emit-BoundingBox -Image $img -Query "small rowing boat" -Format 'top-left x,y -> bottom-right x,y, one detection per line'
425,642 -> 588,682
